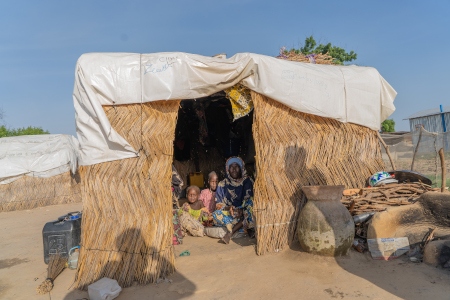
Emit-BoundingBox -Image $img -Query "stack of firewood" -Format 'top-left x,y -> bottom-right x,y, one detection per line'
341,183 -> 439,215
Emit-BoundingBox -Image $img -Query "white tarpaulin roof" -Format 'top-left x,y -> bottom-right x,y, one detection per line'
0,134 -> 80,184
74,52 -> 397,166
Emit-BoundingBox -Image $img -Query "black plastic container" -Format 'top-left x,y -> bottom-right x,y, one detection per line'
42,211 -> 82,264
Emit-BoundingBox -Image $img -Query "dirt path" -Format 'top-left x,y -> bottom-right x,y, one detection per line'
1,203 -> 450,299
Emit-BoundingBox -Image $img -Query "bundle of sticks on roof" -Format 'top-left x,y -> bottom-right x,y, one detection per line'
341,183 -> 439,215
277,50 -> 335,65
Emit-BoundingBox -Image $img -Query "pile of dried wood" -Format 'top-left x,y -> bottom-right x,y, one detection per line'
277,49 -> 335,65
341,183 -> 439,215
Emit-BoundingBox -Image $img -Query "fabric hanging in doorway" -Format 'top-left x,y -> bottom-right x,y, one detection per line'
225,83 -> 253,121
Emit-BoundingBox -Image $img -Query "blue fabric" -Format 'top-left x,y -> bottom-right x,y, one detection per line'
216,177 -> 253,208
212,198 -> 254,230
226,157 -> 243,169
213,156 -> 255,231
212,210 -> 236,227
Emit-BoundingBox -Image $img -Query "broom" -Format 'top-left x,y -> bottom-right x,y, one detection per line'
36,254 -> 67,294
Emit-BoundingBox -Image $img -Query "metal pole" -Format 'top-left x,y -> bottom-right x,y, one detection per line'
442,105 -> 448,151
440,104 -> 447,132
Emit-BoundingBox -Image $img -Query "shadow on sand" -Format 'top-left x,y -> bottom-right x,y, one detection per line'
63,228 -> 196,300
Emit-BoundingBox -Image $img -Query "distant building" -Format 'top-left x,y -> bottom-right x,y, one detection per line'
405,106 -> 450,133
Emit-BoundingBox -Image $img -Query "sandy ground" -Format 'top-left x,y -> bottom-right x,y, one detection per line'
1,203 -> 450,300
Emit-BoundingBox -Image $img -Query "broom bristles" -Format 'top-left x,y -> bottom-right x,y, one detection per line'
36,254 -> 67,295
36,279 -> 53,295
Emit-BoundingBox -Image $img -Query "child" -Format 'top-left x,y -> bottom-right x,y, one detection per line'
179,185 -> 209,236
182,185 -> 205,215
199,171 -> 218,214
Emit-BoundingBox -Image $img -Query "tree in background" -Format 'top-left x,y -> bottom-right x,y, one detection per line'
381,119 -> 395,132
284,35 -> 357,65
0,126 -> 50,137
0,108 -> 50,137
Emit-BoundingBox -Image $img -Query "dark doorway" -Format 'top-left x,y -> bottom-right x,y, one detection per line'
173,91 -> 255,190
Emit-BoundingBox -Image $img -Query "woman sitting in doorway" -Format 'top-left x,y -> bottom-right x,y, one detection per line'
213,157 -> 254,244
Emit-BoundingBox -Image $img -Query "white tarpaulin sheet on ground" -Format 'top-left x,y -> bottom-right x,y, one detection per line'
73,52 -> 397,166
0,134 -> 80,184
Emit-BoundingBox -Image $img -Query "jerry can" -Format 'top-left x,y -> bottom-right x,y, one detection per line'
42,211 -> 82,264
188,172 -> 204,188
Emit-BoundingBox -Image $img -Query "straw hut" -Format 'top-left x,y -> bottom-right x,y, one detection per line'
0,134 -> 81,212
72,52 -> 396,288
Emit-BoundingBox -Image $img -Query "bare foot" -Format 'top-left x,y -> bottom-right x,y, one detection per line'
221,232 -> 231,244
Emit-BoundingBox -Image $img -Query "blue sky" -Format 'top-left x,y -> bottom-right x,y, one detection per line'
0,1 -> 449,135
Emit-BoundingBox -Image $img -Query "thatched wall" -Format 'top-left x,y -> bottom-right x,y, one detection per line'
252,92 -> 384,255
75,101 -> 180,289
0,171 -> 81,212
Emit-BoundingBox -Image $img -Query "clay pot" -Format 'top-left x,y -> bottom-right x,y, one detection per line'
297,185 -> 354,256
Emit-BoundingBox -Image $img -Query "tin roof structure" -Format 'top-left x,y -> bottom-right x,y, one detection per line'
405,106 -> 450,119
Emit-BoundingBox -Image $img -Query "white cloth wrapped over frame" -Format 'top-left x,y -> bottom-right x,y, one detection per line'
73,52 -> 396,166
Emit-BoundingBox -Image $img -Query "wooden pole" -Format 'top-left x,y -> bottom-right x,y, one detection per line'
411,125 -> 423,171
439,148 -> 446,193
377,131 -> 396,170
